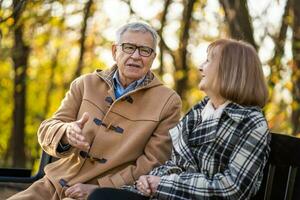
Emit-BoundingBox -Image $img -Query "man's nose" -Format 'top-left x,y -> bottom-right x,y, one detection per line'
131,48 -> 141,58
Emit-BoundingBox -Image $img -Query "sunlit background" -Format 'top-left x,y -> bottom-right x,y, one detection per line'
0,0 -> 299,171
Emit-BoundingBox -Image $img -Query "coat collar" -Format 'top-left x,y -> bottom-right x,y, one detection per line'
95,64 -> 163,90
199,96 -> 261,123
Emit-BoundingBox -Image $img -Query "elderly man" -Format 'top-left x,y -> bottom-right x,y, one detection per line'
8,22 -> 182,200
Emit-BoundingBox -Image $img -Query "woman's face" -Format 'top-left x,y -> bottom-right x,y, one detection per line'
198,46 -> 221,96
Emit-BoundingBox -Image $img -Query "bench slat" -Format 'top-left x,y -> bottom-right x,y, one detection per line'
263,164 -> 275,200
284,167 -> 298,200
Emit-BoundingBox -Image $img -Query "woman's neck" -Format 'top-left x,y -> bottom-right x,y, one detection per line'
209,95 -> 226,109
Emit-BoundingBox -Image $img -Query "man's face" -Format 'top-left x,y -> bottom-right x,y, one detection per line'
112,31 -> 156,86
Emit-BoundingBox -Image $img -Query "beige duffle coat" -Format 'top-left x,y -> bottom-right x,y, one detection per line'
10,66 -> 181,199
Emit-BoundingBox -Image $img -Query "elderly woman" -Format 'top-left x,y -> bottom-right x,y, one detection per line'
88,38 -> 271,200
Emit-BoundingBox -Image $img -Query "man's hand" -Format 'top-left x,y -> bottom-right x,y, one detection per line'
64,183 -> 98,199
62,112 -> 90,151
136,175 -> 161,196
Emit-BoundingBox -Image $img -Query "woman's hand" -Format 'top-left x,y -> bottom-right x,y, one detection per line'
136,175 -> 161,196
136,175 -> 151,196
146,175 -> 160,194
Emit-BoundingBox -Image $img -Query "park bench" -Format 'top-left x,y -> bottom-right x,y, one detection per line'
252,132 -> 300,200
0,132 -> 300,199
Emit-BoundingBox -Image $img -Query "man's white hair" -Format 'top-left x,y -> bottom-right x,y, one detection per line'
116,22 -> 158,50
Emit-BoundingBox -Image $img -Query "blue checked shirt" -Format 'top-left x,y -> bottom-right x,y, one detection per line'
148,97 -> 271,200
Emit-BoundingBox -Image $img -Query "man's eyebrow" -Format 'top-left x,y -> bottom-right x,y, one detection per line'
122,42 -> 151,47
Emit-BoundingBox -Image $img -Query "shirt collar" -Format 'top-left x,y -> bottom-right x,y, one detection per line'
96,64 -> 158,89
201,100 -> 231,121
113,70 -> 146,90
200,96 -> 261,123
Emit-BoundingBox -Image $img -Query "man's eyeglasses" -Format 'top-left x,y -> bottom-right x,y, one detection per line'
118,43 -> 154,57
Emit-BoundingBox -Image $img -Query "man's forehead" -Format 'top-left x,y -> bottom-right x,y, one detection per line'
120,31 -> 154,46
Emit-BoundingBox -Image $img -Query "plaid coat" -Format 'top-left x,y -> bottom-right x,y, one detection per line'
149,97 -> 271,200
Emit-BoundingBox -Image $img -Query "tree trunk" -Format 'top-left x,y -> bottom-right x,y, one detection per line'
43,49 -> 59,118
10,0 -> 29,167
174,0 -> 196,100
291,0 -> 300,135
268,0 -> 291,91
72,0 -> 93,80
219,0 -> 256,49
158,0 -> 172,76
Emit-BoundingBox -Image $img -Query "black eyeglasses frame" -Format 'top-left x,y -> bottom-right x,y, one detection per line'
118,43 -> 154,57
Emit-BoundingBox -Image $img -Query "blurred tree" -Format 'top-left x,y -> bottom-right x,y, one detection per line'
268,0 -> 291,95
9,0 -> 29,167
0,0 -> 299,170
157,0 -> 172,76
174,0 -> 196,105
291,0 -> 300,135
72,0 -> 93,80
219,0 -> 256,48
219,0 -> 300,135
158,0 -> 197,110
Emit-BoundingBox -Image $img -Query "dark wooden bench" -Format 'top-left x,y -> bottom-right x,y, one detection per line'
252,133 -> 300,200
0,150 -> 52,183
1,132 -> 300,199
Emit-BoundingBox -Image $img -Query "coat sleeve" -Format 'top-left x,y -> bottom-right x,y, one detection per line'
97,93 -> 182,188
149,104 -> 202,177
155,122 -> 271,200
37,77 -> 84,158
149,159 -> 183,177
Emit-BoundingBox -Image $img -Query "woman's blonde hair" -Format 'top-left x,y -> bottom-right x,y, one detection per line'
208,39 -> 268,108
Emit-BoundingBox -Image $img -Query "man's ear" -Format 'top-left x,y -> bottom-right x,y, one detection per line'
112,44 -> 117,61
153,52 -> 157,59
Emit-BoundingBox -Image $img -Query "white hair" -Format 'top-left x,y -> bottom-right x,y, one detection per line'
116,22 -> 158,50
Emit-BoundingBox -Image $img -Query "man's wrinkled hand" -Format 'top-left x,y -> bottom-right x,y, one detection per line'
62,112 -> 90,151
64,183 -> 98,199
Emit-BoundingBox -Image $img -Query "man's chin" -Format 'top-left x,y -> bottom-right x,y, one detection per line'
124,70 -> 146,80
122,73 -> 142,81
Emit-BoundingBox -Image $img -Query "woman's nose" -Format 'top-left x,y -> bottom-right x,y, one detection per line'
198,63 -> 203,71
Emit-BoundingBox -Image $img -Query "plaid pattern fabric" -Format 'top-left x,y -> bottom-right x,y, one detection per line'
150,97 -> 271,200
